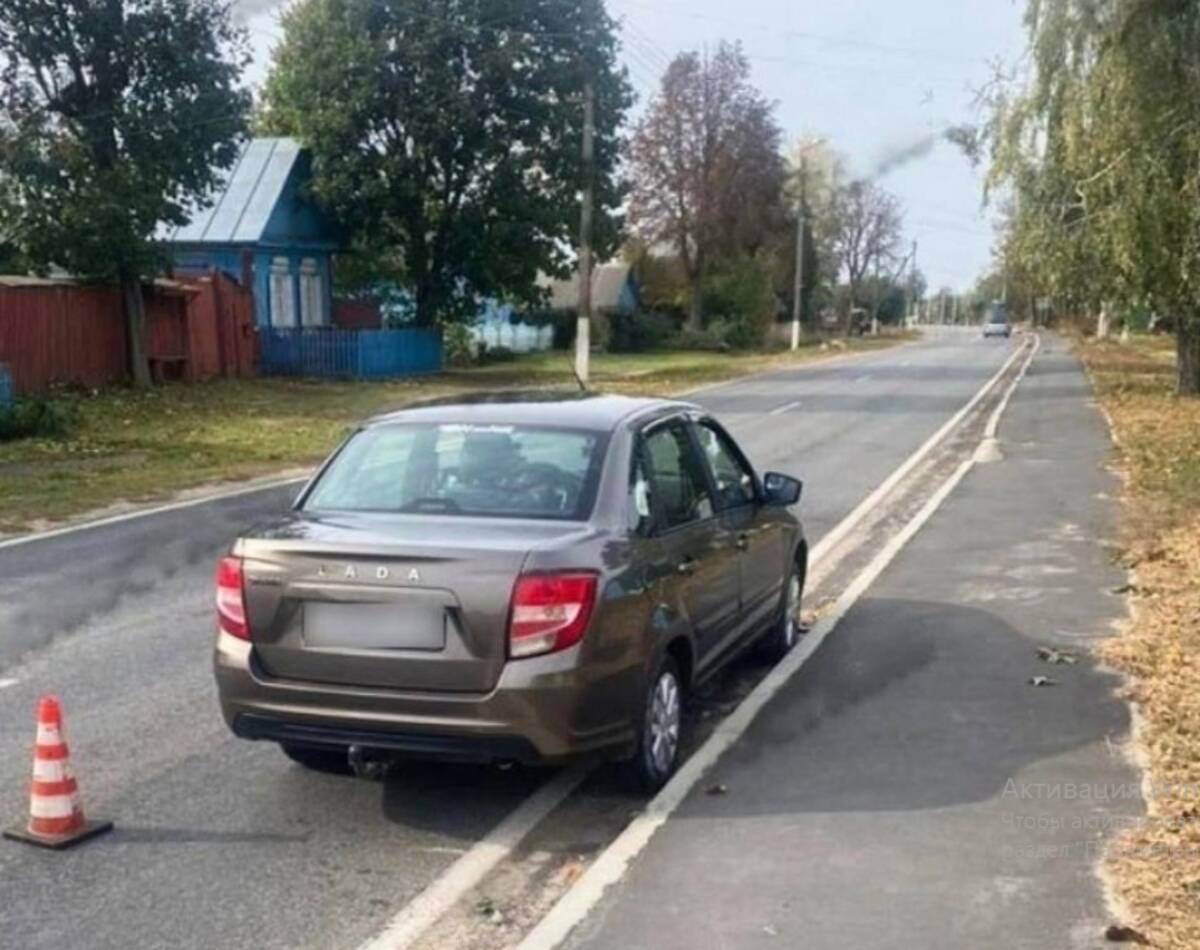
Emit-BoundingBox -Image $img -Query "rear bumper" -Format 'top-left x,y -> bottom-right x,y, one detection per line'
214,632 -> 638,765
231,714 -> 541,764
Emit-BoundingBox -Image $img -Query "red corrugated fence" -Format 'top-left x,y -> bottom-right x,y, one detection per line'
0,273 -> 255,395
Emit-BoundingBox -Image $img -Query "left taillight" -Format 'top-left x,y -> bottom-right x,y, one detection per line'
215,556 -> 249,641
508,572 -> 598,659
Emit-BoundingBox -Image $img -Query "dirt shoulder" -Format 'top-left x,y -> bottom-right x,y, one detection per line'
1078,334 -> 1200,950
0,335 -> 907,536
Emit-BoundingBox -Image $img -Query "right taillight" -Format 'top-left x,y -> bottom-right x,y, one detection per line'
508,572 -> 598,659
216,556 -> 250,641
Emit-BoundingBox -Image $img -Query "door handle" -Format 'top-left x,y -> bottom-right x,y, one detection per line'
677,557 -> 698,576
736,532 -> 749,551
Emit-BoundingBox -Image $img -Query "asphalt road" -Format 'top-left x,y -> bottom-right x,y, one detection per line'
567,340 -> 1138,949
0,328 -> 1018,950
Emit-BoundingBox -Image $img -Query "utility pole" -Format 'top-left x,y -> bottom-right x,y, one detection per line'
906,240 -> 918,326
575,80 -> 595,387
790,154 -> 806,350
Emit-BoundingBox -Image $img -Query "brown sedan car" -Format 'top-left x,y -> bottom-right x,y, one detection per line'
214,393 -> 806,790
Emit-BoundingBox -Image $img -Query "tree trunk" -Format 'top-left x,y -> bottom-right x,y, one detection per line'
1178,317 -> 1200,397
686,273 -> 704,331
120,272 -> 152,388
1096,303 -> 1111,340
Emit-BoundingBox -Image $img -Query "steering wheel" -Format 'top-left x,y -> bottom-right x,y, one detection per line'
509,463 -> 582,510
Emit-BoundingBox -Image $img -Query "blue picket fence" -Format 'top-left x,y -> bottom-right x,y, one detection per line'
0,363 -> 13,410
259,328 -> 443,379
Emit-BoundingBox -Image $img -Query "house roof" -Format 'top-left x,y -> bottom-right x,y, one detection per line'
158,137 -> 304,245
543,262 -> 636,311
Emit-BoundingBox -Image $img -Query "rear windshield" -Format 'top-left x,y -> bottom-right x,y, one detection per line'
303,422 -> 608,521
986,304 -> 1009,324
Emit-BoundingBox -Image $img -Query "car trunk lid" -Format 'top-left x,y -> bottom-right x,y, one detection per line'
240,512 -> 585,693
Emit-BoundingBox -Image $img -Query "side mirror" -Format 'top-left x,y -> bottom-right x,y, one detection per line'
762,472 -> 802,507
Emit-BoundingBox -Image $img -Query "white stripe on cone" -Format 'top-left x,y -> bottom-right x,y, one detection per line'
36,723 -> 63,744
32,758 -> 68,782
30,793 -> 78,820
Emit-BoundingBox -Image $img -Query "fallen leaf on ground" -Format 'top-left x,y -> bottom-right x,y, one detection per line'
551,857 -> 586,889
706,783 -> 729,796
1029,676 -> 1058,687
1104,923 -> 1150,944
1037,647 -> 1079,665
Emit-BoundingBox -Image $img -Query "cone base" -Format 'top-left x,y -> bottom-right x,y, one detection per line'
4,818 -> 113,850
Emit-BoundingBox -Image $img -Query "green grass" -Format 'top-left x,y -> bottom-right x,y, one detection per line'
0,335 -> 909,533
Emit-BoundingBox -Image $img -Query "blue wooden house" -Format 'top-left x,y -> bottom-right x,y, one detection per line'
159,137 -> 338,329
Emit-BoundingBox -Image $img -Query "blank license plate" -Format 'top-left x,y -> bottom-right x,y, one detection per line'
303,602 -> 446,651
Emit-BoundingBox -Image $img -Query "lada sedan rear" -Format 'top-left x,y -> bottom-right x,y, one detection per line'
214,393 -> 806,790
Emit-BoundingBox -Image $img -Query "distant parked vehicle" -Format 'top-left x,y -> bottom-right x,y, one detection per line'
982,303 -> 1012,338
213,392 -> 808,792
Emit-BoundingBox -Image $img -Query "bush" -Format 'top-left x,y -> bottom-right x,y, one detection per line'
674,326 -> 731,352
0,397 -> 73,442
608,310 -> 678,352
481,345 -> 518,363
442,322 -> 478,367
702,256 -> 776,349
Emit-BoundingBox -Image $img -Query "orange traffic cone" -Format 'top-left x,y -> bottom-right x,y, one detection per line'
4,696 -> 112,849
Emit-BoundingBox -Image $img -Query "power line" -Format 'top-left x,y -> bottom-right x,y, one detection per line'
609,0 -> 991,67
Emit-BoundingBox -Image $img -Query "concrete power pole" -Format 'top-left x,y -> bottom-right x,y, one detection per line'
906,240 -> 918,326
575,81 -> 595,387
790,154 -> 806,350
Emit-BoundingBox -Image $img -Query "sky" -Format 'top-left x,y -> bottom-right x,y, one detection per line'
235,0 -> 1029,293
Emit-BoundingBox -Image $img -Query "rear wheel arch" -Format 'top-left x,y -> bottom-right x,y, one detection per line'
665,635 -> 695,694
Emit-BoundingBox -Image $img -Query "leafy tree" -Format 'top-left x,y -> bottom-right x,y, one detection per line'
263,0 -> 632,327
829,179 -> 903,333
627,41 -> 784,329
985,0 -> 1200,394
0,0 -> 249,386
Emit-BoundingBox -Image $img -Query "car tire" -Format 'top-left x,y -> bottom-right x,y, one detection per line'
623,656 -> 684,795
758,558 -> 805,664
279,742 -> 353,775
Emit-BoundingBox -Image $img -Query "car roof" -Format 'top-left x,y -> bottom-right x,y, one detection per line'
364,390 -> 697,432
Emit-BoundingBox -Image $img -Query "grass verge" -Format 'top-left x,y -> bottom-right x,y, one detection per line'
0,335 -> 907,534
1078,334 -> 1200,949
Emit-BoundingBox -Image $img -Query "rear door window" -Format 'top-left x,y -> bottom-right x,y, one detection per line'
642,422 -> 715,530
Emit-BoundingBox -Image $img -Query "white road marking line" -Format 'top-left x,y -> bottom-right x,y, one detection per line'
0,477 -> 310,551
854,374 -> 873,382
356,766 -> 588,950
517,337 -> 1042,950
0,678 -> 19,690
985,334 -> 1042,439
808,336 -> 1032,567
769,400 -> 802,416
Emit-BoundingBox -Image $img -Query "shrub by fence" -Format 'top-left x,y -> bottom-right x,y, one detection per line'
0,363 -> 12,409
259,327 -> 442,379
